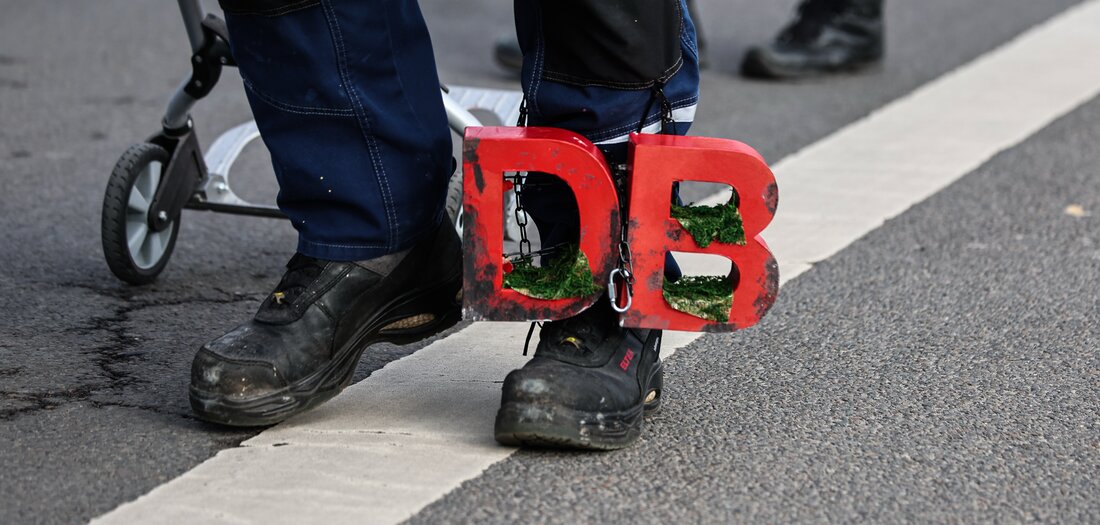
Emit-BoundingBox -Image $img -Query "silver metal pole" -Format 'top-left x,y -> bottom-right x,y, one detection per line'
442,90 -> 482,134
164,0 -> 208,129
163,79 -> 198,130
177,0 -> 206,54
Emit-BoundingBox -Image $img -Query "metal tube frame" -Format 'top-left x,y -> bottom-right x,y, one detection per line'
162,0 -> 206,130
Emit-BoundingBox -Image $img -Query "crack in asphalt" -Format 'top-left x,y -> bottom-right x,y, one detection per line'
0,388 -> 188,421
1,284 -> 263,422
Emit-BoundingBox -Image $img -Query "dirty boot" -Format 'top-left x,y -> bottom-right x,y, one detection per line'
495,298 -> 664,450
189,219 -> 462,427
741,0 -> 883,80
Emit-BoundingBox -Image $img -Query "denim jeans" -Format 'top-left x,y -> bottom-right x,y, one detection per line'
222,0 -> 700,261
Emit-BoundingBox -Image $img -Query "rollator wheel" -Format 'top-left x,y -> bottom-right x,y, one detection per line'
445,169 -> 465,237
443,168 -> 521,241
101,143 -> 181,285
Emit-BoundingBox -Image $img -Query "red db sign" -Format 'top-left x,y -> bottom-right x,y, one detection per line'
462,127 -> 778,333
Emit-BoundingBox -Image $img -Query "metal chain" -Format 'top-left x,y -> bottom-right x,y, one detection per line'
504,242 -> 568,263
609,164 -> 636,314
510,173 -> 533,259
656,83 -> 674,134
517,97 -> 529,127
610,84 -> 675,314
512,97 -> 533,260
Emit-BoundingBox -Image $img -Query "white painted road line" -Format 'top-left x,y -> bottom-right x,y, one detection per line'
93,2 -> 1100,523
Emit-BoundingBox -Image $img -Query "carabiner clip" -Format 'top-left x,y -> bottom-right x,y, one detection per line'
608,268 -> 633,314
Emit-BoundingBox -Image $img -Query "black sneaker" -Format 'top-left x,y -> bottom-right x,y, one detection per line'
741,0 -> 883,80
189,220 -> 462,427
494,298 -> 664,450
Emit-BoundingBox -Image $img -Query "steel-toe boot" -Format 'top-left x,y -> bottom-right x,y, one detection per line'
190,219 -> 462,427
495,298 -> 664,450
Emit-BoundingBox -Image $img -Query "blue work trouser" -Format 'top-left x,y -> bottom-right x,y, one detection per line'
221,0 -> 700,261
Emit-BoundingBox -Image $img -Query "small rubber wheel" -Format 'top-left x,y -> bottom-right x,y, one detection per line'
444,168 -> 523,241
101,143 -> 181,285
444,169 -> 465,237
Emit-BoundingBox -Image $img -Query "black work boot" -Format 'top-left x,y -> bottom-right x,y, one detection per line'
190,220 -> 462,427
741,0 -> 883,80
495,298 -> 664,450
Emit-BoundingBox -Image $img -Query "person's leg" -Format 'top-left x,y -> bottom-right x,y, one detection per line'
741,0 -> 884,80
492,0 -> 707,74
220,0 -> 451,258
189,0 -> 462,426
494,0 -> 700,450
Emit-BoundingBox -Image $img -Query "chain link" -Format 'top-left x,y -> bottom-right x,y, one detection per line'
510,173 -> 533,259
609,212 -> 636,313
608,82 -> 674,313
511,97 -> 534,260
617,240 -> 635,285
608,164 -> 636,313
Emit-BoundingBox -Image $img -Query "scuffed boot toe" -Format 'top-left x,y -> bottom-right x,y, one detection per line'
191,347 -> 289,402
189,347 -> 293,426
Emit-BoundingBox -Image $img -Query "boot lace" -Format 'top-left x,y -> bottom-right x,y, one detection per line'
266,253 -> 326,308
521,303 -> 614,356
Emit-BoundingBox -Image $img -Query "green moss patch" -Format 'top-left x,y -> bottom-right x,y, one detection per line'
502,245 -> 602,300
663,275 -> 734,322
671,202 -> 746,248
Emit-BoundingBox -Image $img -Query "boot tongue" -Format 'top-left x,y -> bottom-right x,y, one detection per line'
276,253 -> 326,301
255,254 -> 327,324
537,299 -> 619,360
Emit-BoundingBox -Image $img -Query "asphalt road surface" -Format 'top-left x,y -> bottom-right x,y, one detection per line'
1,0 -> 1096,524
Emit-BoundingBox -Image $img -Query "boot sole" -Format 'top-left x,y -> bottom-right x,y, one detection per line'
189,277 -> 462,427
740,48 -> 883,80
494,361 -> 664,451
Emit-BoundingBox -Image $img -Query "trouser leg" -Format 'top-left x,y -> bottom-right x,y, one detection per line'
514,0 -> 700,145
220,0 -> 452,261
513,0 -> 700,270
